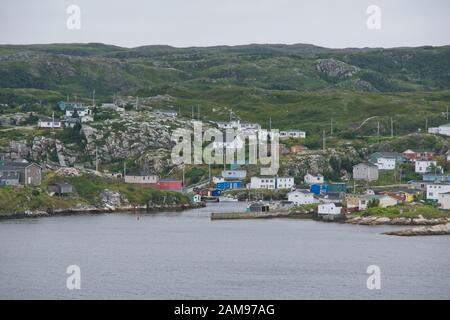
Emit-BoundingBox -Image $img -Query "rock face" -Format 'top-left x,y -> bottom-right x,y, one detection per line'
100,189 -> 129,209
315,59 -> 359,79
384,223 -> 450,236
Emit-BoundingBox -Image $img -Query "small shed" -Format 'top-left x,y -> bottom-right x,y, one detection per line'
248,202 -> 270,212
48,182 -> 73,196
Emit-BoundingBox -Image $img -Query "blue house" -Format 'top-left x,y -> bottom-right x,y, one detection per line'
215,181 -> 243,190
422,174 -> 450,182
310,183 -> 347,195
57,101 -> 85,111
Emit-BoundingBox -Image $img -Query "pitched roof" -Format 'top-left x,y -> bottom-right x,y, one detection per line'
354,162 -> 378,168
0,161 -> 42,170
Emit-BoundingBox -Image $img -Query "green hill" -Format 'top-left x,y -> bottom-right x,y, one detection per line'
0,43 -> 449,134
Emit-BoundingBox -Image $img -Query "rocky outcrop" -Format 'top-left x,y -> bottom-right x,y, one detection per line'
346,215 -> 448,226
352,79 -> 378,92
315,59 -> 359,79
100,189 -> 129,209
384,223 -> 450,236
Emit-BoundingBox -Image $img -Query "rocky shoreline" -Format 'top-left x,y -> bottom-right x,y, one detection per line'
345,215 -> 448,226
384,223 -> 450,236
0,202 -> 205,220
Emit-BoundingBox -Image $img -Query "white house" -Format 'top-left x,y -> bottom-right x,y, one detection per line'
353,163 -> 379,181
212,135 -> 245,150
276,176 -> 295,189
250,176 -> 276,189
279,130 -> 306,139
65,107 -> 92,118
212,176 -> 225,184
415,160 -> 437,174
379,195 -> 399,208
318,203 -> 342,215
250,176 -> 295,190
304,172 -> 324,184
124,174 -> 159,185
191,194 -> 202,203
288,190 -> 318,205
222,170 -> 246,180
437,192 -> 450,210
374,157 -> 396,170
428,123 -> 450,136
426,183 -> 450,200
216,120 -> 260,131
38,118 -> 61,129
101,103 -> 125,112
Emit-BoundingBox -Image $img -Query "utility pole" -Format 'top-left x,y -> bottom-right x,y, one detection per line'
52,112 -> 55,132
191,106 -> 194,119
197,104 -> 200,120
390,117 -> 394,138
92,89 -> 95,107
229,110 -> 232,122
182,163 -> 185,191
322,130 -> 326,152
377,121 -> 380,142
447,105 -> 449,120
330,118 -> 333,136
269,117 -> 272,131
135,96 -> 139,111
95,146 -> 99,172
425,118 -> 428,132
123,162 -> 127,178
208,163 -> 211,183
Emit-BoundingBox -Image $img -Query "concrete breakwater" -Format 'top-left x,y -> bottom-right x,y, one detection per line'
210,211 -> 313,220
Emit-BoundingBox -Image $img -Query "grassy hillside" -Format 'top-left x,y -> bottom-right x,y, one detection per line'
0,43 -> 449,134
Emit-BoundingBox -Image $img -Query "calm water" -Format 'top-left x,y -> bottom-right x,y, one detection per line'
0,202 -> 449,299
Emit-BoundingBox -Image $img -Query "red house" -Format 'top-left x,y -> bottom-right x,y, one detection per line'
402,149 -> 435,162
157,178 -> 183,191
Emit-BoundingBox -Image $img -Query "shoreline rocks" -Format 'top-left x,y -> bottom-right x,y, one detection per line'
0,202 -> 203,220
345,215 -> 448,226
384,223 -> 450,236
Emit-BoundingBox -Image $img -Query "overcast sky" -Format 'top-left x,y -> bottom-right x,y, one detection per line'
0,0 -> 449,48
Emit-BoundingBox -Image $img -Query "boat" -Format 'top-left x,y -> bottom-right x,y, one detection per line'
219,196 -> 238,202
201,196 -> 219,202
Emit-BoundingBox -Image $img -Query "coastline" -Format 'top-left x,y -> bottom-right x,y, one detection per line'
0,202 -> 205,220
